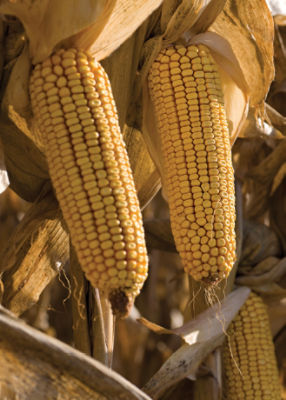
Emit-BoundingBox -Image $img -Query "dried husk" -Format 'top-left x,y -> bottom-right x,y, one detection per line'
211,0 -> 274,109
0,0 -> 112,64
141,287 -> 251,399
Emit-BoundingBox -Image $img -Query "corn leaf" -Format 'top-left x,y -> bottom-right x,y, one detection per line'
0,306 -> 152,400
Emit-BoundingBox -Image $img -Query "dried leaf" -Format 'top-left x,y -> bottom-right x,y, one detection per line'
0,306 -> 152,400
123,126 -> 161,210
0,0 -> 164,64
1,44 -> 31,120
268,79 -> 286,118
211,0 -> 274,107
240,106 -> 285,140
266,295 -> 286,336
0,0 -> 112,64
0,192 -> 68,316
273,24 -> 286,85
266,103 -> 286,133
246,138 -> 286,218
81,0 -> 164,62
271,162 -> 286,194
269,177 -> 286,253
144,219 -> 176,252
274,14 -> 286,25
141,287 -> 250,399
240,220 -> 282,268
237,256 -> 286,287
0,115 -> 49,202
0,138 -> 9,194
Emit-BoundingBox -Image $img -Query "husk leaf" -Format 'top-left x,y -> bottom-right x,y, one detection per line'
78,0 -> 164,62
0,0 -> 113,64
211,0 -> 274,108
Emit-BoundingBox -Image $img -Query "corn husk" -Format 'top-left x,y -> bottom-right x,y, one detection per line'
0,0 -> 163,64
211,0 -> 274,109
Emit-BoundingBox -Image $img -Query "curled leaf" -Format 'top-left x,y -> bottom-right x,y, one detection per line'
237,256 -> 286,287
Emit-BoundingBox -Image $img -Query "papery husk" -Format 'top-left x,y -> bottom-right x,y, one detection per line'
141,287 -> 250,399
0,0 -> 113,64
0,137 -> 9,194
78,0 -> 164,62
142,31 -> 249,184
211,0 -> 274,109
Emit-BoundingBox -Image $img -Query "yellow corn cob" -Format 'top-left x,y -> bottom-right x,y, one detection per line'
148,44 -> 236,283
29,48 -> 148,317
222,292 -> 281,399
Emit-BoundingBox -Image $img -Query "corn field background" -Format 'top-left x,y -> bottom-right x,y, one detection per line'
0,0 -> 285,399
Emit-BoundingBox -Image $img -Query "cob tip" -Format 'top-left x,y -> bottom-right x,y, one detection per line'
109,289 -> 133,318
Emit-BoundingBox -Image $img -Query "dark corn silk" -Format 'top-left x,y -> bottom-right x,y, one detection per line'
29,48 -> 148,317
223,293 -> 281,399
148,44 -> 236,283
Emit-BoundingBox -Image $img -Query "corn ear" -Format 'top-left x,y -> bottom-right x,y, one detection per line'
148,43 -> 236,283
29,48 -> 148,317
223,292 -> 281,399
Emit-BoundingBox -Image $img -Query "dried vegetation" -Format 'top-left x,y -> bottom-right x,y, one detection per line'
0,0 -> 285,399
